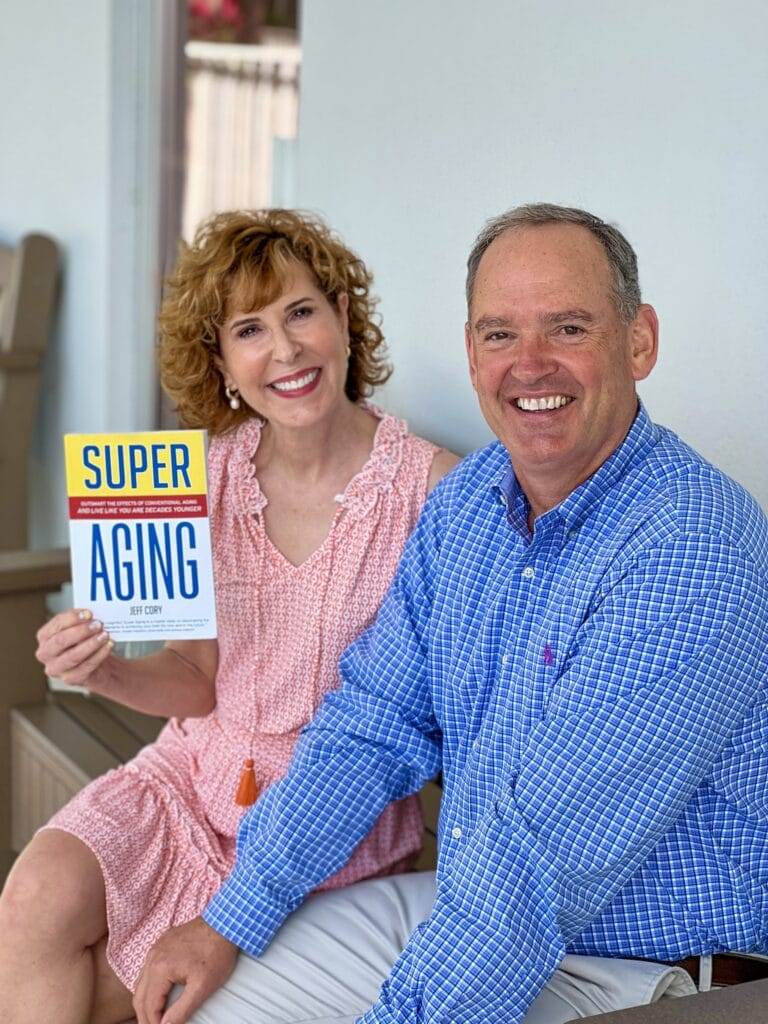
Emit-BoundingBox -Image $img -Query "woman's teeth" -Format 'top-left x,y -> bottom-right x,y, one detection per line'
271,369 -> 319,392
515,395 -> 573,411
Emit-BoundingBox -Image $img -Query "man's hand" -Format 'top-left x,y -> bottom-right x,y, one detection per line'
133,916 -> 238,1024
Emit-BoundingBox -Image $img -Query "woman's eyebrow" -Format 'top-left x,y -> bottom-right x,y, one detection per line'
228,314 -> 261,329
227,296 -> 314,330
284,296 -> 313,312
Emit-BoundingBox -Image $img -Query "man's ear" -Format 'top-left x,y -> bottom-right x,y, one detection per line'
465,322 -> 478,391
629,304 -> 659,382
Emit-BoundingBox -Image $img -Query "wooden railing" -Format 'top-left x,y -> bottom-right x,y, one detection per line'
0,234 -> 60,550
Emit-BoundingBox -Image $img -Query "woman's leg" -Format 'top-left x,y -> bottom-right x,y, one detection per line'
91,937 -> 137,1024
0,828 -> 132,1024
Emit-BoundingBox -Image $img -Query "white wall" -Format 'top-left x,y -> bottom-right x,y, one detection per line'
0,1 -> 111,546
0,1 -> 165,547
297,0 -> 768,508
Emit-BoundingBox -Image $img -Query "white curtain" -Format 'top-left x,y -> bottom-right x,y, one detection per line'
183,41 -> 300,241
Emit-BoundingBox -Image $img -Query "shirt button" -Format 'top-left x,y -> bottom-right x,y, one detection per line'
451,826 -> 463,839
501,654 -> 510,665
473,738 -> 480,749
522,566 -> 535,579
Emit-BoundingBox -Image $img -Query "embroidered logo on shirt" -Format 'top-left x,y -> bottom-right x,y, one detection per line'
543,644 -> 554,666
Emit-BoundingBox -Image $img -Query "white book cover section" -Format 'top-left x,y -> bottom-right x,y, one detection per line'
64,431 -> 218,641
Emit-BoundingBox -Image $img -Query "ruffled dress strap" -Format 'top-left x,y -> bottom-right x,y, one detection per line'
334,403 -> 413,520
208,416 -> 268,518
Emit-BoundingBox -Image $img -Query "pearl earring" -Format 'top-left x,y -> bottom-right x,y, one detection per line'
225,386 -> 241,410
345,344 -> 351,358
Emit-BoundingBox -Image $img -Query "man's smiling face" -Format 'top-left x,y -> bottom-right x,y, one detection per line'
465,222 -> 658,515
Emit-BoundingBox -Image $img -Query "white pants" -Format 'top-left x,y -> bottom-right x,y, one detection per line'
184,872 -> 696,1024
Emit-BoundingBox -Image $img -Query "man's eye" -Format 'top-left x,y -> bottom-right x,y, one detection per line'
557,325 -> 584,338
483,331 -> 511,344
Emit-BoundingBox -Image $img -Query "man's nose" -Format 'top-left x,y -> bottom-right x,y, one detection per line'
512,333 -> 557,381
271,326 -> 301,363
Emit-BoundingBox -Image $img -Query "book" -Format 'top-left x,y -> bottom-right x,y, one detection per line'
64,431 -> 218,641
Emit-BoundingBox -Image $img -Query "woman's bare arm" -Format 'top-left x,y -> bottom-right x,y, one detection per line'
36,609 -> 217,719
88,639 -> 218,718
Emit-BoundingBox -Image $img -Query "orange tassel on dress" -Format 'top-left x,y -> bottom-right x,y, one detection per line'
235,758 -> 259,807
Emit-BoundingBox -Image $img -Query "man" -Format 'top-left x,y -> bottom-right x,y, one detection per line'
135,205 -> 768,1024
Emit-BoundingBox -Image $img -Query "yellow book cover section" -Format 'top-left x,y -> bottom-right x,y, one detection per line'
64,431 -> 217,641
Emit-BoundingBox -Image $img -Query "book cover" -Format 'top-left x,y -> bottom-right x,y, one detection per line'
64,431 -> 218,641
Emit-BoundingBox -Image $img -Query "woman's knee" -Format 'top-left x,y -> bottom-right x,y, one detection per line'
0,829 -> 107,946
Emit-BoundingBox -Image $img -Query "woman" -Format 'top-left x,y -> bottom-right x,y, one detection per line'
0,209 -> 459,1024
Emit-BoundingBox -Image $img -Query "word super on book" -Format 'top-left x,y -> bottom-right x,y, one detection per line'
64,431 -> 217,641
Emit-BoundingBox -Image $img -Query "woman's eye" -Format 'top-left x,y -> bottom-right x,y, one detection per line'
290,305 -> 314,322
237,324 -> 262,339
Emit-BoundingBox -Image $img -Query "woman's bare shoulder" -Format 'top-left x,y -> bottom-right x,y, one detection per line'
427,448 -> 462,494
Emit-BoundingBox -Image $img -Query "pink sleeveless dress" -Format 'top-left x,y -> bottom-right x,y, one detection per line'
45,406 -> 439,990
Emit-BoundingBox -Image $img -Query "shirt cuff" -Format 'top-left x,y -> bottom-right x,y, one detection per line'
202,865 -> 290,955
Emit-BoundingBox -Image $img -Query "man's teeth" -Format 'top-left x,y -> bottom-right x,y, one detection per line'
515,395 -> 573,411
271,369 -> 319,392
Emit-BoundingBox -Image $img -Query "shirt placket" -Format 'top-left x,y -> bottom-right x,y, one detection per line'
450,521 -> 554,851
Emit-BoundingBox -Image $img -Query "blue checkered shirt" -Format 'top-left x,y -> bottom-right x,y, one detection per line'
204,405 -> 768,1023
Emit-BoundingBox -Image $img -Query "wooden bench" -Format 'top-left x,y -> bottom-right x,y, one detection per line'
10,684 -> 441,871
579,979 -> 768,1022
10,692 -> 165,853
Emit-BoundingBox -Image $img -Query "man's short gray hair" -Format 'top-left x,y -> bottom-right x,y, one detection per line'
466,203 -> 641,323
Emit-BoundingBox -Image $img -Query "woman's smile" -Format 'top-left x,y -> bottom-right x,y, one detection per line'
267,367 -> 322,397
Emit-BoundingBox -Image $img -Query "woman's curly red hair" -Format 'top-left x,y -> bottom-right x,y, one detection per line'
158,209 -> 391,432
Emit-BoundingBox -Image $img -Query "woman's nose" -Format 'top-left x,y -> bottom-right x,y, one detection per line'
271,326 -> 301,363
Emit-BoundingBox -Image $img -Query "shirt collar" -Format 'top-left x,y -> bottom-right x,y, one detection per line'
490,403 -> 659,535
493,462 -> 530,536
